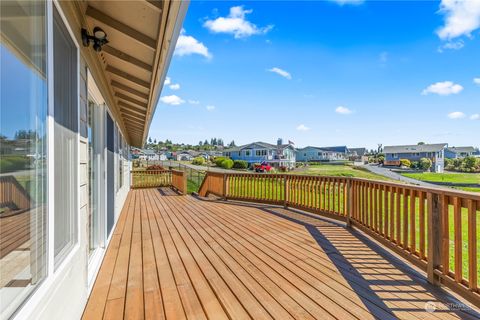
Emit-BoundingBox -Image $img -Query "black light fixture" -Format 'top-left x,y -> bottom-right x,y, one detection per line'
81,27 -> 109,52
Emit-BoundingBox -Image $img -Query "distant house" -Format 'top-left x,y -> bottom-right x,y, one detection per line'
444,146 -> 476,159
176,150 -> 196,161
348,147 -> 368,163
384,143 -> 447,172
295,146 -> 345,162
223,141 -> 296,169
138,149 -> 160,161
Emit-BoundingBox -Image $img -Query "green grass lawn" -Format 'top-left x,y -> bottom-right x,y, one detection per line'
291,164 -> 393,181
402,172 -> 480,184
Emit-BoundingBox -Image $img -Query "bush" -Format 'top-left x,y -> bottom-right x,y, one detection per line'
146,164 -> 165,172
192,156 -> 205,165
214,156 -> 227,167
419,158 -> 432,171
220,159 -> 233,169
232,160 -> 248,169
400,159 -> 411,168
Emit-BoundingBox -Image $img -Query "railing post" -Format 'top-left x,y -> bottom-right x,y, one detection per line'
284,175 -> 289,208
222,173 -> 228,200
346,179 -> 353,228
182,171 -> 187,195
427,192 -> 442,285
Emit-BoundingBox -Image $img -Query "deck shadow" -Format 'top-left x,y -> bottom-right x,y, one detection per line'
257,205 -> 480,319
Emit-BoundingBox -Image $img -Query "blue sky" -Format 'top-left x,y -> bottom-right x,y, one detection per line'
150,0 -> 480,149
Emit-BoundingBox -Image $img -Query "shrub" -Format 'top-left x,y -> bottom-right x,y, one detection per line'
214,156 -> 227,167
146,164 -> 165,172
410,161 -> 419,169
220,159 -> 233,169
463,156 -> 478,171
419,158 -> 432,171
233,160 -> 248,169
192,156 -> 205,165
400,159 -> 411,168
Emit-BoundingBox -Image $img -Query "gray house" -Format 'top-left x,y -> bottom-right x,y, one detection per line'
223,141 -> 296,169
295,146 -> 346,162
444,146 -> 476,159
384,143 -> 447,172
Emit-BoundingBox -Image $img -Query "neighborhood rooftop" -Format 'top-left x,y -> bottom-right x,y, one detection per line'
384,143 -> 448,153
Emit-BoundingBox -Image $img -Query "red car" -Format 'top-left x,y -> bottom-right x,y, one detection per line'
254,162 -> 272,173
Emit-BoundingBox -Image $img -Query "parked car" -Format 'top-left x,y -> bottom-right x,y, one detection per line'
254,162 -> 272,173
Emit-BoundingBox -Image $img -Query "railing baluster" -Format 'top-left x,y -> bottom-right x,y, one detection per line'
467,199 -> 477,291
453,196 -> 462,282
419,192 -> 426,259
442,195 -> 450,276
410,190 -> 416,254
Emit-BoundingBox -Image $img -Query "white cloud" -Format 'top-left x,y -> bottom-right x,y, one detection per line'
447,111 -> 466,119
474,78 -> 480,85
203,6 -> 273,39
164,77 -> 171,85
335,106 -> 353,115
188,99 -> 200,105
296,124 -> 310,131
206,105 -> 215,111
471,114 -> 480,120
421,81 -> 463,95
174,30 -> 211,58
330,0 -> 364,5
169,83 -> 180,90
160,95 -> 185,106
267,67 -> 292,80
437,0 -> 480,40
438,39 -> 465,52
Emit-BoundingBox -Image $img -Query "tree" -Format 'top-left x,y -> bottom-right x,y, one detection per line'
417,142 -> 425,145
204,139 -> 209,146
148,137 -> 152,144
199,141 -> 203,146
229,140 -> 236,147
419,158 -> 432,171
153,138 -> 157,144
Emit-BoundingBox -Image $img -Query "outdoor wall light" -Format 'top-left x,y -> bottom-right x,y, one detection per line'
81,27 -> 108,52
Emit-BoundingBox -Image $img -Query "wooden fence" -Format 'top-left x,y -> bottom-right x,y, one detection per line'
0,175 -> 32,211
131,170 -> 187,194
198,172 -> 480,306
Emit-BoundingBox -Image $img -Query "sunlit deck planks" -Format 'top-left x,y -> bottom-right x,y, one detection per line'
83,188 -> 480,320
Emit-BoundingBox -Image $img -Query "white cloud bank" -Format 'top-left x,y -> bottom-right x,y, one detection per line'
470,114 -> 480,120
204,6 -> 273,39
437,0 -> 480,40
206,105 -> 215,111
267,67 -> 292,79
474,78 -> 480,85
422,81 -> 463,95
188,99 -> 200,105
164,77 -> 171,85
296,124 -> 310,131
335,106 -> 353,115
447,111 -> 466,119
174,30 -> 211,58
160,95 -> 185,106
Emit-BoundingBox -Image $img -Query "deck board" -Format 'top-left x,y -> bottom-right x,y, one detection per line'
83,188 -> 480,320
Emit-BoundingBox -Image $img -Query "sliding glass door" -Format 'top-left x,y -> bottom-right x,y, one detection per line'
0,0 -> 47,318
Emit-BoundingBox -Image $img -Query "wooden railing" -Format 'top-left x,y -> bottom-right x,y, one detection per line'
171,170 -> 187,194
198,172 -> 480,305
0,175 -> 32,211
131,169 -> 187,194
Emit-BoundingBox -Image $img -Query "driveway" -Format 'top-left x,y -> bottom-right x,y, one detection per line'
362,164 -> 441,188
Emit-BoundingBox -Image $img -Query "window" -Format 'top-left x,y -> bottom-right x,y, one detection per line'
0,0 -> 48,316
226,152 -> 231,157
53,6 -> 78,267
245,150 -> 251,156
256,149 -> 267,156
391,153 -> 398,158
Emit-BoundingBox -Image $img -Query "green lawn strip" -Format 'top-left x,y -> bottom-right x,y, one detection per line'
291,164 -> 394,181
402,172 -> 480,184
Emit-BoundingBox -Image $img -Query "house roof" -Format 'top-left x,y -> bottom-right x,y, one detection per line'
384,143 -> 447,153
141,149 -> 156,155
296,146 -> 344,154
224,141 -> 295,153
446,146 -> 475,153
349,148 -> 367,156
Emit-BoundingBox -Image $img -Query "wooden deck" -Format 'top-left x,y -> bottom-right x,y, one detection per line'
83,188 -> 480,320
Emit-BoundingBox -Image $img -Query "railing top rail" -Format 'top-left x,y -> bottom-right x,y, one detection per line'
131,169 -> 171,173
218,171 -> 480,201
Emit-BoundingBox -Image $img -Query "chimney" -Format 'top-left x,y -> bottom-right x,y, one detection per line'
277,138 -> 283,145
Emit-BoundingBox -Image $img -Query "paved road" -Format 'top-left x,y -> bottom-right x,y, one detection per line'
362,164 -> 442,188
